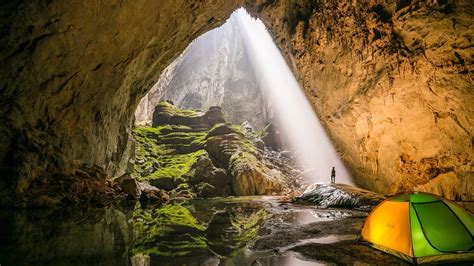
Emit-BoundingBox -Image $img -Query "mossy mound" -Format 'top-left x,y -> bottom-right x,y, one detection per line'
132,203 -> 207,257
132,101 -> 294,199
132,201 -> 267,259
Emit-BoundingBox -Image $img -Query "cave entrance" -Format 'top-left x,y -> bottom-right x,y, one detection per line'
132,8 -> 353,198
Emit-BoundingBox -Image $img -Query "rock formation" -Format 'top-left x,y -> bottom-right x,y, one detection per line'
133,101 -> 296,198
0,0 -> 243,206
295,183 -> 386,209
246,0 -> 473,200
135,13 -> 269,129
0,0 -> 472,204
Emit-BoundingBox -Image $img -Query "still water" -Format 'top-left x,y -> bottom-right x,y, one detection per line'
0,196 -> 404,265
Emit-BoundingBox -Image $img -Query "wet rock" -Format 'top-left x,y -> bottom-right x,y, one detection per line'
196,182 -> 220,198
295,183 -> 386,209
149,176 -> 179,191
121,179 -> 142,200
139,186 -> 169,205
189,153 -> 230,194
290,241 -> 407,265
206,207 -> 267,256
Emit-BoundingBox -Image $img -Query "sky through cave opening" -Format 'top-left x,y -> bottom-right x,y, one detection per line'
136,8 -> 354,185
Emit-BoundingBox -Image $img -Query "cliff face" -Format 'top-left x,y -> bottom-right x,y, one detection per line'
0,0 -> 243,202
135,13 -> 269,129
246,0 -> 473,200
0,0 -> 472,203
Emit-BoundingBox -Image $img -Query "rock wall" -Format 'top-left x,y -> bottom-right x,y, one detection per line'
0,0 -> 472,202
246,0 -> 473,200
135,13 -> 269,129
0,0 -> 243,200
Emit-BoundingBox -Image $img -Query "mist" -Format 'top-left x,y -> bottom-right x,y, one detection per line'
234,8 -> 354,185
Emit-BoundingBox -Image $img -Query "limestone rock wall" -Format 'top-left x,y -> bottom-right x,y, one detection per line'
0,0 -> 472,202
0,0 -> 243,197
135,13 -> 269,129
246,0 -> 473,200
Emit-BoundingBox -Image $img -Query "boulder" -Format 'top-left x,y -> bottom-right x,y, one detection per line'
295,183 -> 386,209
196,182 -> 221,198
139,186 -> 169,204
121,178 -> 142,200
204,106 -> 226,126
149,176 -> 176,191
230,155 -> 285,196
188,153 -> 231,197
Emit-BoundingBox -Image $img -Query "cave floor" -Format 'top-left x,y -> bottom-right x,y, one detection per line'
1,196 -> 472,265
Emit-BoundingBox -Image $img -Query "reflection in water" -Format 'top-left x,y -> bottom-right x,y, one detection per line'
131,199 -> 267,265
0,197 -> 373,266
0,206 -> 133,266
0,198 -> 273,266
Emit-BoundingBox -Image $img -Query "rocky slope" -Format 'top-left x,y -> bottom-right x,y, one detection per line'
134,12 -> 269,129
246,0 -> 473,200
132,101 -> 297,198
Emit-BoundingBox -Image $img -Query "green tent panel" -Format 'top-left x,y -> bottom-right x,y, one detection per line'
361,192 -> 474,264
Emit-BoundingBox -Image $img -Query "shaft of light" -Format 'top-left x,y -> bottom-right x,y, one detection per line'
235,9 -> 354,185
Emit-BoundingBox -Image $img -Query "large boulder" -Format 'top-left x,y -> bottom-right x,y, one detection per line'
187,153 -> 231,197
120,178 -> 142,200
203,106 -> 226,126
229,153 -> 285,196
152,101 -> 226,129
295,183 -> 386,209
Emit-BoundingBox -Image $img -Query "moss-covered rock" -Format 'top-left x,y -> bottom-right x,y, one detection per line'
132,203 -> 207,257
133,102 -> 294,199
205,207 -> 267,256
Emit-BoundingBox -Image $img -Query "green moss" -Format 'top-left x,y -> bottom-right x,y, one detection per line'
145,149 -> 206,181
132,203 -> 207,256
206,207 -> 267,257
158,131 -> 207,145
132,124 -> 209,181
156,101 -> 201,117
231,208 -> 267,243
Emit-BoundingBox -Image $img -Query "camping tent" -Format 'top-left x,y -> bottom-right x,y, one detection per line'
360,192 -> 473,264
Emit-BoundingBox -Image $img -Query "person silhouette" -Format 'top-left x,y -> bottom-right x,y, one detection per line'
331,167 -> 336,184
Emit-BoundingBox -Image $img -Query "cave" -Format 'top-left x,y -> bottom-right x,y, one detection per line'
0,0 -> 473,265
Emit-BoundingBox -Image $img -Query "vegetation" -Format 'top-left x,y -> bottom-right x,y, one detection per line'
132,102 -> 274,198
132,202 -> 267,258
155,101 -> 201,117
132,203 -> 207,256
132,125 -> 207,183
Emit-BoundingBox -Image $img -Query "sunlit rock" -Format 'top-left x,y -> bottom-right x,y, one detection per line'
295,183 -> 386,209
247,0 -> 473,200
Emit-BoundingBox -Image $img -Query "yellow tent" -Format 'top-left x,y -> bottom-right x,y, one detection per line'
360,192 -> 474,264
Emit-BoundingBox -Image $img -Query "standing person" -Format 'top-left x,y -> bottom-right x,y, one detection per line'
331,167 -> 336,184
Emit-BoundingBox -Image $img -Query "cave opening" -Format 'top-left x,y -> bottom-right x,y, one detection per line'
133,8 -> 354,197
2,1 -> 472,265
